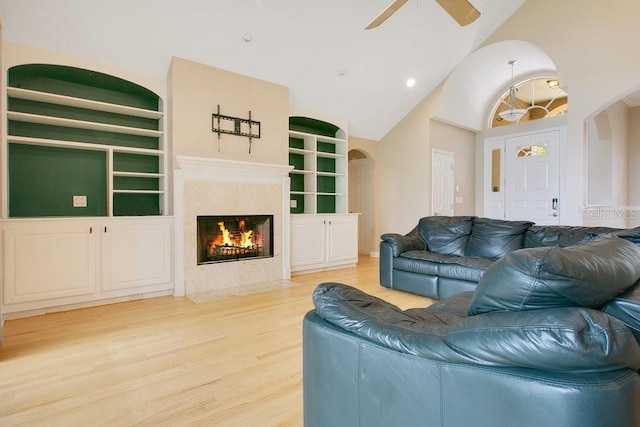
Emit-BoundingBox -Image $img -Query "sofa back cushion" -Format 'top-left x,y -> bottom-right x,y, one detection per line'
468,235 -> 640,315
465,218 -> 533,259
524,225 -> 619,248
417,216 -> 474,256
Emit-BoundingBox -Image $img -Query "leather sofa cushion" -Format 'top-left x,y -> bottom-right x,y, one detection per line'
417,216 -> 474,256
312,283 -> 640,371
469,235 -> 640,315
397,251 -> 494,281
524,225 -> 619,248
603,279 -> 640,343
465,218 -> 533,258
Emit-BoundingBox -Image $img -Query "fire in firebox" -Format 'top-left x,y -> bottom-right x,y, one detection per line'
197,215 -> 273,264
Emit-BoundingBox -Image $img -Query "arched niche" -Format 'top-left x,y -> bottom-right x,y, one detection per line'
584,85 -> 640,227
435,40 -> 557,131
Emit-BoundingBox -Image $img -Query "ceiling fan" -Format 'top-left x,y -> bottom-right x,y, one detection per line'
365,0 -> 480,30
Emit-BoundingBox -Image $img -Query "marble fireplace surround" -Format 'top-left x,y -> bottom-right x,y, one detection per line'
173,156 -> 292,297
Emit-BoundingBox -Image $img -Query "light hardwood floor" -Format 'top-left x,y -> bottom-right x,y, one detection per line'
0,256 -> 433,426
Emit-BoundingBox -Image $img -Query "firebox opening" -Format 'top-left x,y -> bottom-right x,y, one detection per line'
197,215 -> 274,264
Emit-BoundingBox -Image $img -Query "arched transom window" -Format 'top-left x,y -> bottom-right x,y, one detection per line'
490,78 -> 568,128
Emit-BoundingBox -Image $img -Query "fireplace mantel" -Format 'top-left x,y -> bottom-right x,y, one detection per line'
175,155 -> 293,183
173,156 -> 293,297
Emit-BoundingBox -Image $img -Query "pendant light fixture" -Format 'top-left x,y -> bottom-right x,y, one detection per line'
498,60 -> 527,122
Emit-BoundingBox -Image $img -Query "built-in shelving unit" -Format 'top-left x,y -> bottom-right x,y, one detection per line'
6,64 -> 165,217
288,115 -> 358,273
288,117 -> 347,214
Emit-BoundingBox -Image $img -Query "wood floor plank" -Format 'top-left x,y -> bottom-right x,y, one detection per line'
0,256 -> 432,426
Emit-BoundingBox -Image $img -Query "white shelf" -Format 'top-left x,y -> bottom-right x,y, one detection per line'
7,135 -> 163,156
290,169 -> 314,174
113,190 -> 164,194
113,171 -> 163,178
317,171 -> 344,177
8,87 -> 163,119
8,111 -> 164,138
289,147 -> 314,155
317,151 -> 344,159
290,129 -> 347,144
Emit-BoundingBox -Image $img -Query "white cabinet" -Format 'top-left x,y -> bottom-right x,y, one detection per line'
291,214 -> 358,273
100,218 -> 172,291
2,217 -> 173,314
3,219 -> 97,304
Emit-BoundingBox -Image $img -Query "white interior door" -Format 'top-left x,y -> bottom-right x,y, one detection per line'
432,149 -> 454,216
505,130 -> 560,225
349,158 -> 374,255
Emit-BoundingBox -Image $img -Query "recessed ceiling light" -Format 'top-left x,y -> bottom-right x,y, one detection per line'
337,69 -> 347,76
406,78 -> 416,88
241,33 -> 253,43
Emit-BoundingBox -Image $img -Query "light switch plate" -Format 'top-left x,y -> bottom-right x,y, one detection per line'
290,199 -> 298,208
73,195 -> 87,208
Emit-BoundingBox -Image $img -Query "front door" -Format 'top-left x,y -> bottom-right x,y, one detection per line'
505,130 -> 560,225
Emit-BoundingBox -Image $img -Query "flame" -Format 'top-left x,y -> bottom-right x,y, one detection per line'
218,221 -> 255,247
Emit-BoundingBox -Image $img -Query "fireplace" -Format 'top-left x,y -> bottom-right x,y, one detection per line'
197,215 -> 274,264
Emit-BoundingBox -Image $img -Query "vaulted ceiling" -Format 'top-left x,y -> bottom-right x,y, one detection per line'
0,0 -> 527,140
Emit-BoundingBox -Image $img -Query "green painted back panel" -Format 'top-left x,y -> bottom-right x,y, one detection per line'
9,144 -> 107,217
113,193 -> 160,216
317,195 -> 336,214
290,194 -> 305,214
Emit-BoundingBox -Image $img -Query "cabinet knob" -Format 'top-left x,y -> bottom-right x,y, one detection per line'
90,227 -> 93,234
104,226 -> 108,233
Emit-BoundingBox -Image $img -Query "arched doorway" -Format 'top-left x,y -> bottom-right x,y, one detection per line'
348,149 -> 376,255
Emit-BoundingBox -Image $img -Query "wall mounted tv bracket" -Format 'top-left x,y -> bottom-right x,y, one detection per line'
212,104 -> 261,153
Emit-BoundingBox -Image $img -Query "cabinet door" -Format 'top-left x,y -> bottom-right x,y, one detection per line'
101,218 -> 172,291
291,216 -> 327,269
326,215 -> 358,264
3,220 -> 97,304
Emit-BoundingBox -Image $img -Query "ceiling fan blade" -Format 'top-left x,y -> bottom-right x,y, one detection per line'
365,0 -> 409,30
435,0 -> 480,26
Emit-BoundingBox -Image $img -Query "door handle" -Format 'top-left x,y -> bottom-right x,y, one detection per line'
552,198 -> 558,210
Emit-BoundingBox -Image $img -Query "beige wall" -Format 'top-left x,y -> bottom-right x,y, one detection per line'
629,106 -> 640,228
168,56 -> 289,166
430,119 -> 475,216
378,84 -> 442,234
482,0 -> 640,226
378,0 -> 640,234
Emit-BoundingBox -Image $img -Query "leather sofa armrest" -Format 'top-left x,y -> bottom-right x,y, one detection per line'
381,226 -> 426,257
